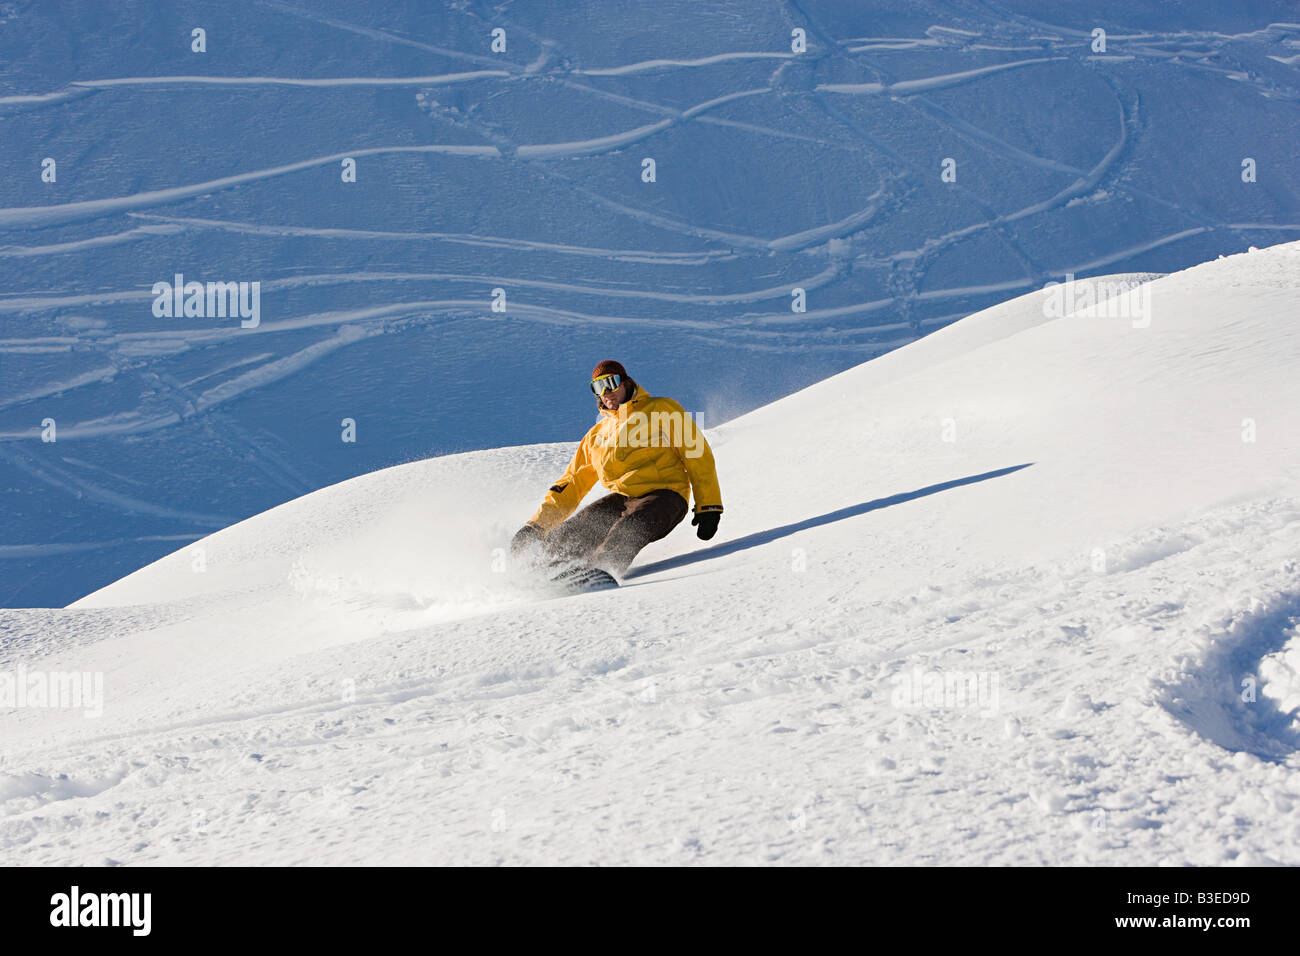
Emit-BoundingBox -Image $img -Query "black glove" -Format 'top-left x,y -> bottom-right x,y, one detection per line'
510,522 -> 545,557
691,511 -> 720,541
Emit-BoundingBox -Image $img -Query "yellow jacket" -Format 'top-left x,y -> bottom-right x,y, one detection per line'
529,383 -> 723,531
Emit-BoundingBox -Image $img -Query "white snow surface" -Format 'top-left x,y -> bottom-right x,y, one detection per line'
3,243 -> 1299,865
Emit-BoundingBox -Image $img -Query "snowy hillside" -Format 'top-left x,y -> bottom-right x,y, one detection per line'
3,1 -> 1300,606
1,242 -> 1297,865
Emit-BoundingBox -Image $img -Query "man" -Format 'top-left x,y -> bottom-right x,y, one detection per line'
511,359 -> 723,579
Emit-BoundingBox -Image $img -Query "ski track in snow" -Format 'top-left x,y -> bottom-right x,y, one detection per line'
816,56 -> 1064,94
0,263 -> 845,313
0,444 -> 233,526
122,214 -> 742,265
0,145 -> 501,230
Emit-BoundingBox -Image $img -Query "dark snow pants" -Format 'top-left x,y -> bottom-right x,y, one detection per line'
542,488 -> 689,577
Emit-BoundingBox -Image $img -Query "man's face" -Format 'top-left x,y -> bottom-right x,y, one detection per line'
599,380 -> 628,409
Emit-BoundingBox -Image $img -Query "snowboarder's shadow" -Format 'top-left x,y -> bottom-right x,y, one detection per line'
623,463 -> 1033,579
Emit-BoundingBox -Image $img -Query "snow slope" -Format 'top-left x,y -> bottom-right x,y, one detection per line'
3,0 -> 1300,606
1,242 -> 1297,865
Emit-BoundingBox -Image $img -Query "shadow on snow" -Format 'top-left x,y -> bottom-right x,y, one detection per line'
625,462 -> 1034,579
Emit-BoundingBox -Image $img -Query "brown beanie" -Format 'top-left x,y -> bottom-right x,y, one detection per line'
591,359 -> 628,380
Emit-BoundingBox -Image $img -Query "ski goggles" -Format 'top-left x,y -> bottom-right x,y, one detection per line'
590,373 -> 623,395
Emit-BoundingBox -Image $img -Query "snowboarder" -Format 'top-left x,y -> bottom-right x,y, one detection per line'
510,360 -> 723,583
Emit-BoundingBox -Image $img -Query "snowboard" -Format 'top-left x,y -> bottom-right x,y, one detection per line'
548,565 -> 620,593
